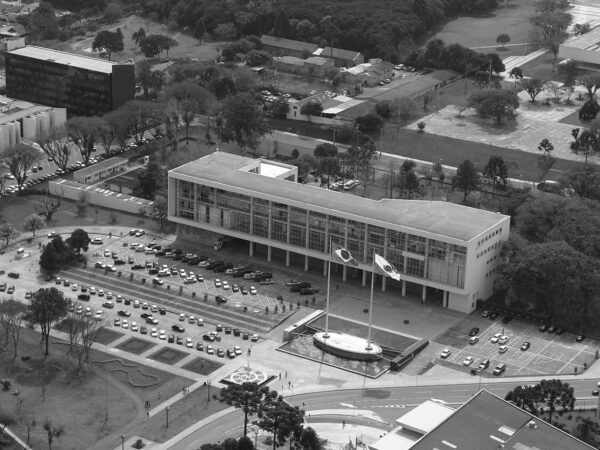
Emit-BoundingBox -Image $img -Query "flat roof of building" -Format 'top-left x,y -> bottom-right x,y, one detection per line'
76,157 -> 128,177
8,45 -> 125,74
561,27 -> 600,51
260,35 -> 318,53
396,400 -> 455,434
315,46 -> 362,62
412,390 -> 594,450
0,95 -> 56,125
106,166 -> 144,189
169,152 -> 508,242
358,70 -> 457,103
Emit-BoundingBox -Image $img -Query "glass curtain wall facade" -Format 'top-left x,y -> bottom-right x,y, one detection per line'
175,180 -> 467,289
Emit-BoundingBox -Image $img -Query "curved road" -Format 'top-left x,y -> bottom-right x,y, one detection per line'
171,378 -> 600,449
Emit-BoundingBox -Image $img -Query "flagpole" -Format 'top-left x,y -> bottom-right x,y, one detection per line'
324,237 -> 332,339
366,251 -> 375,351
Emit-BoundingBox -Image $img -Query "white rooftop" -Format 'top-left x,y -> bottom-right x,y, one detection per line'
8,45 -> 123,74
396,400 -> 455,434
257,161 -> 289,178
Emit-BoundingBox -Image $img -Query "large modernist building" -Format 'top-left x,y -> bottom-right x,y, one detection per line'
5,45 -> 135,117
168,152 -> 510,313
558,27 -> 600,66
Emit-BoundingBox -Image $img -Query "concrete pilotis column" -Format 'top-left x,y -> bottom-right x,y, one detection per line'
267,246 -> 272,262
342,265 -> 347,282
304,255 -> 309,272
362,270 -> 367,287
401,280 -> 406,296
249,241 -> 254,257
381,275 -> 386,292
421,285 -> 427,303
323,260 -> 327,277
285,251 -> 290,267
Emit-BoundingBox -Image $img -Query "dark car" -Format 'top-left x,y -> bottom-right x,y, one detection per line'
502,316 -> 513,324
168,335 -> 175,343
132,264 -> 145,270
176,336 -> 183,345
140,326 -> 148,334
489,312 -> 498,320
196,342 -> 204,351
233,328 -> 241,337
290,282 -> 311,292
227,349 -> 236,359
555,328 -> 564,335
148,268 -> 159,275
215,295 -> 227,304
468,327 -> 480,337
300,288 -> 319,295
576,335 -> 586,343
203,333 -> 216,342
7,286 -> 14,294
102,301 -> 115,309
478,359 -> 490,370
118,310 -> 131,317
172,324 -> 185,332
173,254 -> 183,261
158,307 -> 167,315
114,259 -> 126,265
225,327 -> 232,334
140,312 -> 152,319
7,272 -> 20,279
217,348 -> 225,358
206,261 -> 225,270
0,283 -> 6,292
521,342 -> 531,351
124,298 -> 131,305
78,294 -> 90,301
539,324 -> 548,332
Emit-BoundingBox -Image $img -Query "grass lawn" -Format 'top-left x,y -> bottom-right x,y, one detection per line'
181,356 -> 224,376
0,327 -> 194,450
551,409 -> 598,447
134,384 -> 227,444
93,327 -> 125,345
518,52 -> 600,83
115,337 -> 157,355
148,347 -> 189,365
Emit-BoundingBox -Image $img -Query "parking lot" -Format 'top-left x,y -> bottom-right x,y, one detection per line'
434,311 -> 598,377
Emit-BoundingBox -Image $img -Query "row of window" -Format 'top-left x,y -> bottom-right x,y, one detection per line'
476,228 -> 502,248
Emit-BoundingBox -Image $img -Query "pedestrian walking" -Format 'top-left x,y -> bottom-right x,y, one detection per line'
158,391 -> 161,400
342,420 -> 346,429
288,381 -> 291,388
279,372 -> 281,379
109,232 -> 112,238
285,370 -> 288,378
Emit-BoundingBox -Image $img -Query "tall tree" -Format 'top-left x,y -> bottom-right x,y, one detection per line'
537,138 -> 554,157
454,159 -> 480,202
313,143 -> 338,160
483,155 -> 508,193
92,30 -> 124,61
43,420 -> 64,450
221,93 -> 270,152
0,223 -> 19,248
38,127 -> 72,172
5,144 -> 40,190
258,392 -> 304,450
319,157 -> 340,188
151,196 -> 169,231
570,127 -> 600,165
25,288 -> 68,356
35,195 -> 62,225
220,382 -> 270,437
508,67 -> 523,88
0,299 -> 25,362
163,81 -> 215,143
272,9 -> 292,38
539,379 -> 575,423
521,78 -> 546,103
67,116 -> 104,165
467,89 -> 519,124
66,229 -> 90,254
23,214 -> 45,237
300,101 -> 323,122
132,27 -> 146,48
39,243 -> 60,275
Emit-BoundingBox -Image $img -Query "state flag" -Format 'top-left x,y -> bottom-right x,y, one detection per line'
333,246 -> 358,266
374,253 -> 401,280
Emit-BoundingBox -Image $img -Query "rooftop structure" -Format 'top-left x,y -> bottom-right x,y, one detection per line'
260,35 -> 318,58
559,27 -> 600,65
314,46 -> 364,67
168,152 -> 509,313
8,46 -> 119,74
73,157 -> 128,185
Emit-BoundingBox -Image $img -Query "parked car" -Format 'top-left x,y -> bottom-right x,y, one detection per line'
493,363 -> 506,376
463,356 -> 474,366
478,359 -> 490,370
468,327 -> 480,337
299,287 -> 319,295
172,324 -> 185,332
440,349 -> 451,359
499,345 -> 508,354
521,342 -> 531,351
215,295 -> 227,304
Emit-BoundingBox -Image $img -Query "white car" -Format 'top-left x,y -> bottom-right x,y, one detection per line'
222,281 -> 230,290
107,292 -> 113,299
84,307 -> 92,317
98,289 -> 105,297
151,305 -> 158,313
71,284 -> 78,291
498,335 -> 510,345
499,345 -> 508,354
179,313 -> 185,321
179,269 -> 187,277
206,345 -> 214,354
151,328 -> 158,338
122,319 -> 129,329
440,349 -> 451,359
184,275 -> 197,284
89,285 -> 97,295
104,249 -> 111,257
186,337 -> 193,348
130,321 -> 138,332
491,332 -> 502,343
214,279 -> 222,288
251,334 -> 260,342
463,356 -> 474,366
234,345 -> 242,356
159,330 -> 166,340
188,315 -> 196,324
249,286 -> 257,295
94,310 -> 103,321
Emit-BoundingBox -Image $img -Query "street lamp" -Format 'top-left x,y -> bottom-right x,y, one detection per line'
165,406 -> 170,428
254,429 -> 258,449
121,435 -> 125,450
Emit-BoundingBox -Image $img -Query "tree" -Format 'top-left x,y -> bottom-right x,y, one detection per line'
539,379 -> 575,423
193,18 -> 206,44
313,143 -> 338,160
163,81 -> 215,144
39,244 -> 60,275
319,157 -> 340,188
43,420 -> 64,450
66,229 -> 90,254
92,30 -> 124,61
35,194 -> 62,226
25,288 -> 68,356
560,165 -> 600,201
38,127 -> 72,172
392,97 -> 417,123
300,101 -> 323,122
28,2 -> 60,40
544,81 -> 564,104
258,393 -> 304,450
505,385 -> 540,415
215,23 -> 238,42
454,159 -> 479,202
70,314 -> 105,374
24,214 -> 45,237
67,116 -> 104,166
483,155 -> 508,193
583,75 -> 600,99
355,113 -> 384,132
0,299 -> 25,363
245,50 -> 272,67
579,99 -> 600,121
221,93 -> 270,152
139,34 -> 178,59
508,67 -> 523,88
537,138 -> 554,157
573,23 -> 591,36
5,144 -> 40,190
269,98 -> 290,119
132,27 -> 146,48
220,382 -> 270,437
272,9 -> 293,38
496,33 -> 511,47
530,11 -> 572,59
0,223 -> 19,248
573,416 -> 598,445
151,196 -> 169,231
570,127 -> 600,165
467,89 -> 519,124
521,78 -> 546,103
299,427 -> 327,450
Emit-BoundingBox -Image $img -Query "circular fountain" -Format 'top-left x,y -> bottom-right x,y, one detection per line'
313,331 -> 382,361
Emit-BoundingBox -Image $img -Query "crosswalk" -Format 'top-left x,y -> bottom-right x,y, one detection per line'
569,4 -> 600,31
499,49 -> 549,75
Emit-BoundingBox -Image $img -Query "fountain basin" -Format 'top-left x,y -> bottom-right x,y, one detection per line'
313,331 -> 382,361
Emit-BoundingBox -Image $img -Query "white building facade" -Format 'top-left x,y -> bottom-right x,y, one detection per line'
168,152 -> 510,313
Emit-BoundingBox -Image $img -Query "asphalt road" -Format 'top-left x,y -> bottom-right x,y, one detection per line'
171,379 -> 600,449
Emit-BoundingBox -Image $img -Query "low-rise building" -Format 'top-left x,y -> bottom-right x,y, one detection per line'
314,46 -> 364,67
287,92 -> 373,124
260,35 -> 318,59
341,59 -> 394,86
559,27 -> 600,66
105,166 -> 144,196
275,55 -> 335,78
73,157 -> 128,185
